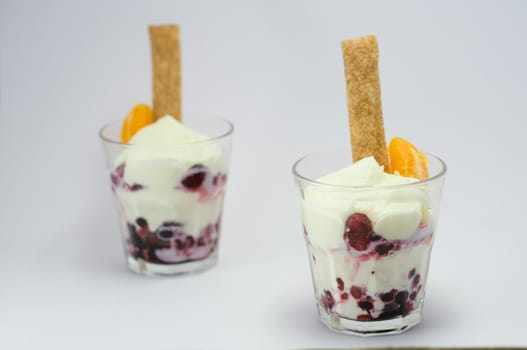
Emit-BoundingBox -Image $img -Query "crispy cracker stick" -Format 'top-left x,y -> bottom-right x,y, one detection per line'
149,24 -> 182,121
341,35 -> 389,168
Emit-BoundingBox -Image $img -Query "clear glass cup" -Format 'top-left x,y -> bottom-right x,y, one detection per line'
292,151 -> 446,335
99,116 -> 233,276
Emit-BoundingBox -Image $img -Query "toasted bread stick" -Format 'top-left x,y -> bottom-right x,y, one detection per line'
341,35 -> 389,168
149,25 -> 182,121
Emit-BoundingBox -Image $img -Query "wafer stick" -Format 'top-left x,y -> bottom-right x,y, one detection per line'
341,35 -> 389,168
149,25 -> 182,121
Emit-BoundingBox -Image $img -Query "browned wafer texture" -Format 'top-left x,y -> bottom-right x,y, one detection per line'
341,35 -> 389,168
149,25 -> 182,121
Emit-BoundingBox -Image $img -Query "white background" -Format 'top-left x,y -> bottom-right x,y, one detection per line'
1,0 -> 527,348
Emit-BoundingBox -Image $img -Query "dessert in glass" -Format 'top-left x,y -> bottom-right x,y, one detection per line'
293,35 -> 446,335
99,25 -> 233,275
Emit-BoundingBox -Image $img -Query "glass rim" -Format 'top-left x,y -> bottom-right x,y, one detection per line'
292,151 -> 447,190
98,116 -> 234,147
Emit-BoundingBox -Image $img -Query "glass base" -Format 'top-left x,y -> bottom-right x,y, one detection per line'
318,304 -> 422,336
126,252 -> 218,277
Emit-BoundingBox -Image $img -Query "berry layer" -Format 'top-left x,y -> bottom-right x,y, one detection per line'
305,222 -> 432,320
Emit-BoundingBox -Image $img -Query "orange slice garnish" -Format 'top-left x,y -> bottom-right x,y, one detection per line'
388,137 -> 429,180
120,103 -> 154,143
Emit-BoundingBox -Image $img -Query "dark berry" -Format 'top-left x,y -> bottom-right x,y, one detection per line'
410,291 -> 417,300
341,293 -> 349,300
186,236 -> 195,247
197,237 -> 206,246
408,268 -> 416,278
181,171 -> 206,189
395,291 -> 409,305
127,223 -> 138,236
383,303 -> 399,312
350,286 -> 363,299
136,217 -> 148,228
379,309 -> 402,320
343,213 -> 373,251
380,292 -> 394,302
358,301 -> 373,311
130,183 -> 143,191
371,234 -> 382,241
212,175 -> 219,186
375,243 -> 395,256
158,230 -> 174,239
162,221 -> 182,227
336,277 -> 344,291
412,274 -> 421,287
401,302 -> 412,316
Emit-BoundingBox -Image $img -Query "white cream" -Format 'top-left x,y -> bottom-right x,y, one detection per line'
117,116 -> 225,168
302,156 -> 429,246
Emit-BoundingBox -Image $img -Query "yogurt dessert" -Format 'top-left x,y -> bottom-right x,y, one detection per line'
100,25 -> 234,275
109,115 -> 230,271
294,151 -> 445,335
299,156 -> 435,323
293,35 -> 446,335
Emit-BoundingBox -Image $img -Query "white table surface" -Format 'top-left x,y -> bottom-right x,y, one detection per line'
1,0 -> 526,348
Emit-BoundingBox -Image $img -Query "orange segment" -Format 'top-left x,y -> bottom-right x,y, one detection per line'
120,103 -> 154,143
388,137 -> 429,180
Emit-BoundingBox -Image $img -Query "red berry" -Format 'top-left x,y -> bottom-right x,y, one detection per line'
336,277 -> 345,291
321,290 -> 335,312
343,213 -> 374,251
350,286 -> 363,299
357,314 -> 372,321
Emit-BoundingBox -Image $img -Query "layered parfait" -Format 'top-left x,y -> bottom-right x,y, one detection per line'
294,35 -> 445,334
111,112 -> 229,267
101,25 -> 232,274
301,153 -> 433,323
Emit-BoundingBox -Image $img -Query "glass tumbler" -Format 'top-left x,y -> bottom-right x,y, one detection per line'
293,151 -> 446,335
99,116 -> 233,276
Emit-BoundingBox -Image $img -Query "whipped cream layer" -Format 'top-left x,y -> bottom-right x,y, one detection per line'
302,156 -> 430,248
117,116 -> 227,170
